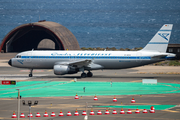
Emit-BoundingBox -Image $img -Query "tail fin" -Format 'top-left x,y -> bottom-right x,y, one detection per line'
141,24 -> 173,52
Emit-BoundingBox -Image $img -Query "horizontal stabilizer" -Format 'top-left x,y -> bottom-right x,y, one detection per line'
151,55 -> 167,59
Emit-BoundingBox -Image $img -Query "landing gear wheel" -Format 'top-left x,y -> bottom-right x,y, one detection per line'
87,72 -> 93,77
81,73 -> 87,78
29,69 -> 33,77
29,74 -> 33,77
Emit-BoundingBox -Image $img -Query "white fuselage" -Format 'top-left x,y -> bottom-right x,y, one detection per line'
8,24 -> 175,77
11,50 -> 175,70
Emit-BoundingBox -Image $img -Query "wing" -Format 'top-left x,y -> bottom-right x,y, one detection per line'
69,59 -> 92,67
55,59 -> 104,69
55,59 -> 91,68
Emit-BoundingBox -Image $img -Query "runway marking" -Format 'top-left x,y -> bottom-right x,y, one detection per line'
50,87 -> 82,92
0,117 -> 8,119
142,95 -> 167,97
130,103 -> 160,105
1,81 -> 180,98
0,81 -> 51,91
0,81 -> 73,97
37,104 -> 84,109
162,110 -> 179,113
93,105 -> 176,110
98,96 -> 124,98
98,115 -> 180,120
0,98 -> 14,100
16,81 -> 73,93
131,80 -> 142,82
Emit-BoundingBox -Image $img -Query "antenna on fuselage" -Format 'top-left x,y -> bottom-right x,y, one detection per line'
32,48 -> 34,51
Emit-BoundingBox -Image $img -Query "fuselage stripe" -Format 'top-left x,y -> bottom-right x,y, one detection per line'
21,56 -> 152,59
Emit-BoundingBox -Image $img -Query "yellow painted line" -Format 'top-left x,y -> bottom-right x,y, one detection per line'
131,102 -> 159,105
127,110 -> 136,112
162,110 -> 179,113
0,98 -> 15,100
124,109 -> 143,112
131,80 -> 142,82
0,117 -> 8,119
48,70 -> 53,71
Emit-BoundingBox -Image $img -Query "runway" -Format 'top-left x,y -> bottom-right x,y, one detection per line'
0,59 -> 180,119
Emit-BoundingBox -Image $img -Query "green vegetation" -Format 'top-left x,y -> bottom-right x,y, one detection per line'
169,60 -> 180,66
154,61 -> 169,66
153,60 -> 180,66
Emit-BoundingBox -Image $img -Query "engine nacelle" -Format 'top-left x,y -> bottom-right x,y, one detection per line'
54,65 -> 78,75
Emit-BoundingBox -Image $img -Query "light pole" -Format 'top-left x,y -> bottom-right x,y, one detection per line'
16,89 -> 20,120
84,102 -> 88,120
22,100 -> 38,120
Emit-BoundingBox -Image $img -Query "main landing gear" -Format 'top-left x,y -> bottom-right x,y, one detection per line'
29,69 -> 33,77
81,71 -> 93,78
87,71 -> 93,77
81,73 -> 87,78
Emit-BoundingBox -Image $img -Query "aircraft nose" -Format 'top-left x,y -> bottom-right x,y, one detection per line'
8,59 -> 12,66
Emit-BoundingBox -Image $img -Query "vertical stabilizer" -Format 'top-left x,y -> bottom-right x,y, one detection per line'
141,24 -> 173,52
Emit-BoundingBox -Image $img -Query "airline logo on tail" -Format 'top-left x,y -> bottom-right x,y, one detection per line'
158,33 -> 169,41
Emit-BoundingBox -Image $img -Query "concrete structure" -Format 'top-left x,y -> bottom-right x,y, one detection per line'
167,44 -> 180,59
0,21 -> 80,53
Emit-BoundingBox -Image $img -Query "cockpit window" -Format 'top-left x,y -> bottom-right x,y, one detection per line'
15,55 -> 21,58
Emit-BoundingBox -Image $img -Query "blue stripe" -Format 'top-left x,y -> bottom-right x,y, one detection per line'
165,56 -> 175,59
21,56 -> 151,60
148,42 -> 168,44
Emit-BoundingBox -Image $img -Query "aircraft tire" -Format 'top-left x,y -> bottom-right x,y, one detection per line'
87,72 -> 93,77
81,73 -> 87,78
29,74 -> 33,77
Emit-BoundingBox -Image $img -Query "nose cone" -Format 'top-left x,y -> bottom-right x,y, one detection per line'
8,59 -> 12,66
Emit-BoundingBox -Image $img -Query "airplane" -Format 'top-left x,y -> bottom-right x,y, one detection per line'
8,24 -> 175,78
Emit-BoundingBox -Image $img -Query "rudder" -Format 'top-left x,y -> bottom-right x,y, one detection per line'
141,24 -> 173,52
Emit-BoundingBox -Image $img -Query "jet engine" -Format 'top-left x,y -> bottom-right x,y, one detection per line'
54,65 -> 78,75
